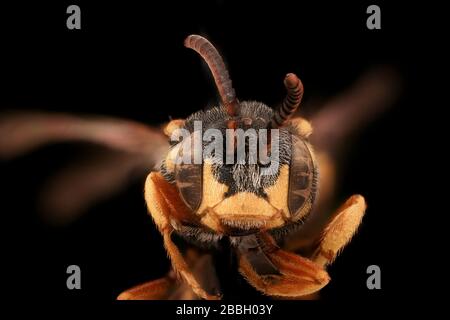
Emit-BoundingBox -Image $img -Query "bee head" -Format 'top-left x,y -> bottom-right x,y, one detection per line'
158,35 -> 318,237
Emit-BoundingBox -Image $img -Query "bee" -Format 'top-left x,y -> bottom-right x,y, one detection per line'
1,34 -> 400,300
117,35 -> 366,300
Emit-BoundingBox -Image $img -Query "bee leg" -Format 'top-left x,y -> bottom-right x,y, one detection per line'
144,172 -> 220,300
238,233 -> 330,297
117,252 -> 218,300
117,274 -> 177,300
161,229 -> 221,300
312,195 -> 366,267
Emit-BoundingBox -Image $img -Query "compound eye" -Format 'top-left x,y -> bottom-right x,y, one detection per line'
174,134 -> 203,212
288,135 -> 317,220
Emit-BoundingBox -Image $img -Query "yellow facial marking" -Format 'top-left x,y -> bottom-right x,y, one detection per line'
200,191 -> 285,232
213,192 -> 278,218
196,160 -> 229,214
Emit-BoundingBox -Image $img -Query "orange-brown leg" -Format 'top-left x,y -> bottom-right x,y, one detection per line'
238,233 -> 330,297
312,195 -> 366,267
117,251 -> 219,300
117,275 -> 176,300
143,172 -> 220,300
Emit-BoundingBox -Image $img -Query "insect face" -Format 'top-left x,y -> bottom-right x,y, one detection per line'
117,34 -> 369,300
158,35 -> 317,239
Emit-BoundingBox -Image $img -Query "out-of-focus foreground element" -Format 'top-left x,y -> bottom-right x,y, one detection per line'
0,113 -> 169,224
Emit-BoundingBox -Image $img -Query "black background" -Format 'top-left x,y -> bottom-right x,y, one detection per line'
0,0 -> 430,309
